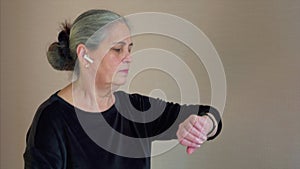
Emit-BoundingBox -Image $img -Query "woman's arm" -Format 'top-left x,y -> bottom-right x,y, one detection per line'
127,92 -> 222,142
24,106 -> 66,169
177,111 -> 221,155
205,113 -> 218,138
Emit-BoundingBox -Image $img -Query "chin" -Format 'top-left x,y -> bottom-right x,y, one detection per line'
113,77 -> 128,86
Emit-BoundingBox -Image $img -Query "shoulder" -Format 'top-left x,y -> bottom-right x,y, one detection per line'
115,90 -> 167,102
114,91 -> 148,111
24,93 -> 70,167
34,93 -> 69,123
27,92 -> 72,143
114,90 -> 172,111
115,90 -> 150,105
115,90 -> 148,100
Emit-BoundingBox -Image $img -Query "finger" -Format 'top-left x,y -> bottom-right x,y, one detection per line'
193,119 -> 205,133
179,115 -> 202,137
179,131 -> 207,145
186,125 -> 202,138
179,138 -> 201,148
188,125 -> 209,141
177,124 -> 197,140
197,116 -> 215,135
187,146 -> 198,155
188,115 -> 199,125
177,123 -> 208,143
194,116 -> 210,133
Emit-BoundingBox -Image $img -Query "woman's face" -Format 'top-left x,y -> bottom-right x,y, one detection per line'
88,22 -> 133,88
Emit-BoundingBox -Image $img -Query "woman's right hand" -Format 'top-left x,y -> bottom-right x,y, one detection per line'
176,114 -> 212,154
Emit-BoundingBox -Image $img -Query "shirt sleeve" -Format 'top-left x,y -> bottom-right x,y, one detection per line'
128,93 -> 222,141
24,107 -> 66,169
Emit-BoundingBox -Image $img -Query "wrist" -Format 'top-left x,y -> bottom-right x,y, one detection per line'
204,113 -> 216,137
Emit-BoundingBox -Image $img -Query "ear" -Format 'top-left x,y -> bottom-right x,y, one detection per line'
76,44 -> 88,64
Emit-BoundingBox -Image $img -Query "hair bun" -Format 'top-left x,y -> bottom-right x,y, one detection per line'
58,22 -> 71,60
47,21 -> 75,71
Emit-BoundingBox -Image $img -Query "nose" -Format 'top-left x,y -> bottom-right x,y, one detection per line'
122,51 -> 132,63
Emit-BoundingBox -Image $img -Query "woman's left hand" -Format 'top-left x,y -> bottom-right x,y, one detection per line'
176,114 -> 212,155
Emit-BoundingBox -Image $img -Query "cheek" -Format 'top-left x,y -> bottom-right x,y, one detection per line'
98,55 -> 122,76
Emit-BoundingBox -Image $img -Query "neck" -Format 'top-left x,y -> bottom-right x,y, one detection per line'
71,76 -> 118,112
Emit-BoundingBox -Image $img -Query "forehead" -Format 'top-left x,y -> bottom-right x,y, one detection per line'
105,22 -> 131,44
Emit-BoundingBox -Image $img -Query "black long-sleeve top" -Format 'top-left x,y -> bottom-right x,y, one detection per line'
24,90 -> 222,169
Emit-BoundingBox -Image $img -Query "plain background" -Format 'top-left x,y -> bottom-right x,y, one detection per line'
1,0 -> 300,168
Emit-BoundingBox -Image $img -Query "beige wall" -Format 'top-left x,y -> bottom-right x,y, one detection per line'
1,0 -> 300,168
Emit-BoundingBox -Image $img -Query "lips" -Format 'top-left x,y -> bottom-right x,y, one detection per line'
119,69 -> 129,73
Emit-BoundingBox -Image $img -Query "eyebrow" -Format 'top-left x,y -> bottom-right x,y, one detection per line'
112,41 -> 133,46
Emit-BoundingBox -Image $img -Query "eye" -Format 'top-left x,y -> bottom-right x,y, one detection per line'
128,44 -> 133,53
112,48 -> 122,53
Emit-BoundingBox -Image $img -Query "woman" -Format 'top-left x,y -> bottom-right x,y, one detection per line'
24,9 -> 222,169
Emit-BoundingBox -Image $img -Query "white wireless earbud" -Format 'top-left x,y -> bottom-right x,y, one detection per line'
83,54 -> 94,63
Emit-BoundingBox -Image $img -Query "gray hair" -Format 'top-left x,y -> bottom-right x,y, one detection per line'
47,9 -> 126,72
